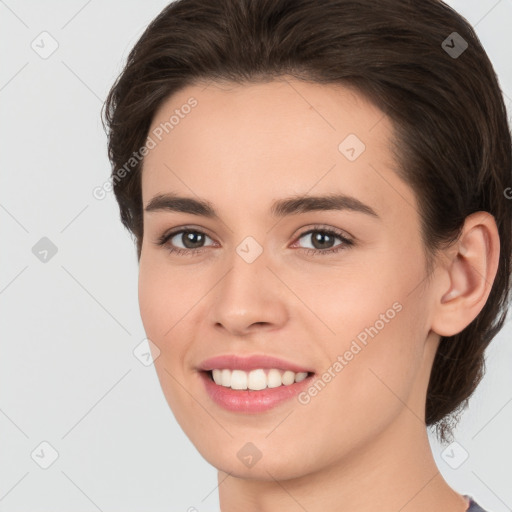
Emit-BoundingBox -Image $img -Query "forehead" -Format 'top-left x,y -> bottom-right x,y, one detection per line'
141,78 -> 415,223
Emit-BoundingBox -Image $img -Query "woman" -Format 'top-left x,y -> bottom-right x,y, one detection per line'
102,0 -> 511,510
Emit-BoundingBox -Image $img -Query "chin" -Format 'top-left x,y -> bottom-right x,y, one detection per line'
189,434 -> 318,482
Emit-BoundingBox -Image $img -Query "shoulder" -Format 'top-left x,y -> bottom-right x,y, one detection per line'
465,495 -> 491,512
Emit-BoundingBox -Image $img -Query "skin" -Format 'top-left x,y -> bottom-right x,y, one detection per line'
137,76 -> 500,512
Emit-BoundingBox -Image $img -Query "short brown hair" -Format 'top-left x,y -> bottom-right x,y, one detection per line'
102,0 -> 512,442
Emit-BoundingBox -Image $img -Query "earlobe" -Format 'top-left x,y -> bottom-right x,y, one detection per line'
431,212 -> 500,338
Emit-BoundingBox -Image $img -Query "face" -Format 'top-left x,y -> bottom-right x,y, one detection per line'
138,77 -> 439,480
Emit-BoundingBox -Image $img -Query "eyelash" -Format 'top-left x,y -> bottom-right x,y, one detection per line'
156,225 -> 354,257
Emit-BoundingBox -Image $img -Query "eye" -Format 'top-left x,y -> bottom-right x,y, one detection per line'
293,225 -> 354,256
156,228 -> 215,256
155,225 -> 354,257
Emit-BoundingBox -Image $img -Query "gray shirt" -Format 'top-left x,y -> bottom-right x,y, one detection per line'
465,495 -> 489,512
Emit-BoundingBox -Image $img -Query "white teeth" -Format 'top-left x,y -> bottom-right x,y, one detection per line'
212,369 -> 222,385
221,368 -> 231,387
282,370 -> 295,386
267,368 -> 282,388
294,371 -> 308,383
209,368 -> 309,390
231,369 -> 248,390
247,369 -> 267,390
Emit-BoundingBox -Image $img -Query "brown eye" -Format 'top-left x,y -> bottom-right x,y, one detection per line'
157,228 -> 215,256
295,227 -> 354,255
173,230 -> 209,249
300,230 -> 338,250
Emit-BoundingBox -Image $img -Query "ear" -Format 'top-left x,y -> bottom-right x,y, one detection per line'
430,211 -> 500,337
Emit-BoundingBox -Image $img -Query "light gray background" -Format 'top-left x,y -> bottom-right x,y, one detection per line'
1,1 -> 511,511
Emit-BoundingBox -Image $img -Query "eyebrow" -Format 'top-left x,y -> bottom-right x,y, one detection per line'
144,192 -> 380,219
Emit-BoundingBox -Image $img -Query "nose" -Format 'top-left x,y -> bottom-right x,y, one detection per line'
209,244 -> 289,337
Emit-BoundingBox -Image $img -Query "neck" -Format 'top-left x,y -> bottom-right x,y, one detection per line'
217,411 -> 469,512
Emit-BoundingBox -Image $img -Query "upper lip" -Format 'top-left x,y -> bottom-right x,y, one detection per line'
198,354 -> 314,374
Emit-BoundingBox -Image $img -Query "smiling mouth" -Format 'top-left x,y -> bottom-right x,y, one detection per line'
203,368 -> 315,391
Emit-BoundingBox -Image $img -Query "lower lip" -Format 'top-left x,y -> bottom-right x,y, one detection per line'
199,371 -> 314,413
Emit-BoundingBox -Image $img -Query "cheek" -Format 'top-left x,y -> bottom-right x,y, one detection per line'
294,302 -> 425,470
138,258 -> 167,338
137,255 -> 200,340
137,257 -> 201,415
280,255 -> 401,343
302,251 -> 427,410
